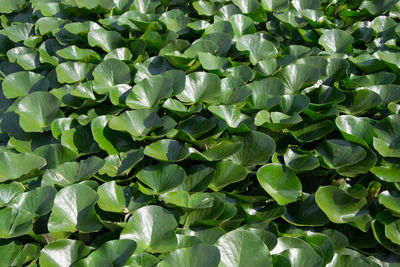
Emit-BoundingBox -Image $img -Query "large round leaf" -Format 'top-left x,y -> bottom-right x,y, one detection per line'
0,151 -> 46,182
317,139 -> 366,169
335,115 -> 374,146
42,156 -> 104,187
48,184 -> 102,233
88,28 -> 122,52
229,131 -> 275,168
2,71 -> 48,99
126,75 -> 172,109
15,91 -> 63,132
75,239 -> 137,267
136,163 -> 186,194
39,240 -> 90,267
318,29 -> 354,53
159,191 -> 214,209
283,193 -> 329,226
271,237 -> 323,267
92,59 -> 131,91
144,139 -> 190,162
56,62 -> 94,84
215,229 -> 273,267
276,63 -> 321,94
257,163 -> 302,206
378,191 -> 400,214
315,186 -> 372,232
177,72 -> 221,104
236,34 -> 278,65
120,205 -> 178,253
157,243 -> 220,267
109,109 -> 162,138
209,160 -> 248,191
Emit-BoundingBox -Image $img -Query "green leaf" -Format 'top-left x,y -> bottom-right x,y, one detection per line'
379,191 -> 400,214
157,243 -> 220,267
318,29 -> 354,53
144,139 -> 190,162
283,193 -> 329,226
159,191 -> 214,209
315,186 -> 372,232
229,131 -> 275,168
48,184 -> 102,233
16,91 -> 63,132
92,59 -> 131,90
42,156 -> 104,187
276,64 -> 321,94
56,45 -> 100,62
75,239 -> 136,267
1,23 -> 33,42
283,148 -> 319,171
97,181 -> 132,213
271,237 -> 323,267
2,71 -> 48,99
215,229 -> 272,267
317,139 -> 366,169
338,89 -> 382,115
290,120 -> 336,142
236,34 -> 278,65
385,220 -> 400,245
33,144 -> 76,169
178,115 -> 217,139
131,0 -> 160,13
198,52 -> 230,71
56,62 -> 95,84
120,205 -> 178,253
126,75 -> 172,109
209,160 -> 248,191
300,232 -> 335,265
0,151 -> 46,182
175,164 -> 214,192
208,105 -> 250,129
0,0 -> 26,13
39,239 -> 91,267
11,186 -> 56,216
177,72 -> 221,104
335,115 -> 374,146
371,165 -> 400,183
326,249 -> 374,267
109,109 -> 162,138
125,252 -> 159,267
219,77 -> 251,104
159,9 -> 189,33
200,140 -> 242,161
0,182 -> 24,207
88,28 -> 122,52
0,206 -> 33,238
247,77 -> 284,109
257,163 -> 302,205
261,0 -> 289,11
136,163 -> 185,194
373,115 -> 400,157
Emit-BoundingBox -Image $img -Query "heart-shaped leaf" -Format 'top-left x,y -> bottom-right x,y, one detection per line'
215,229 -> 273,267
257,163 -> 302,206
0,151 -> 46,182
136,163 -> 185,194
120,205 -> 178,253
48,184 -> 102,233
315,186 -> 372,232
177,72 -> 221,104
2,71 -> 48,99
16,91 -> 63,132
144,139 -> 190,162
